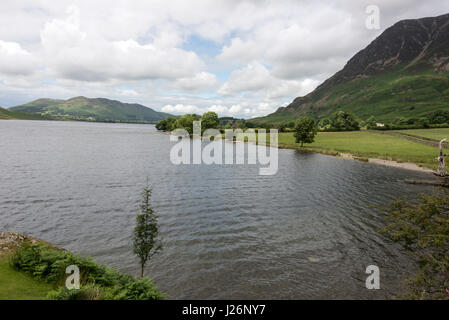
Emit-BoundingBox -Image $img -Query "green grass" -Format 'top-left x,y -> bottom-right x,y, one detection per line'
0,257 -> 53,300
397,128 -> 449,141
266,131 -> 439,169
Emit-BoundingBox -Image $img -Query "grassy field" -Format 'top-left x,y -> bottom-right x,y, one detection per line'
0,257 -> 53,300
263,131 -> 439,169
397,128 -> 449,141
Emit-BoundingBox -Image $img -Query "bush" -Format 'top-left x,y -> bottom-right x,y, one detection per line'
10,243 -> 164,300
380,192 -> 449,299
47,284 -> 102,300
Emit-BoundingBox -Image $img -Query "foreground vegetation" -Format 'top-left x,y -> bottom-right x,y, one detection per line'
0,242 -> 164,300
8,242 -> 163,300
381,191 -> 449,299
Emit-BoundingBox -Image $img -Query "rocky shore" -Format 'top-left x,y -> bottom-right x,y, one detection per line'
0,232 -> 60,257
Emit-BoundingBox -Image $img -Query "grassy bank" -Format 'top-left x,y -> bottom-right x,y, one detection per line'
264,131 -> 439,169
0,233 -> 163,300
0,256 -> 53,299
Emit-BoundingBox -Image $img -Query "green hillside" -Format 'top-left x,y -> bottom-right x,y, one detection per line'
9,96 -> 171,123
259,69 -> 449,123
0,107 -> 50,120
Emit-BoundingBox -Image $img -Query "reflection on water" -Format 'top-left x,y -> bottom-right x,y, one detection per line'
0,120 -> 436,299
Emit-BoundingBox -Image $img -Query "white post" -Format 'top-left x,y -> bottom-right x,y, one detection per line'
437,138 -> 447,177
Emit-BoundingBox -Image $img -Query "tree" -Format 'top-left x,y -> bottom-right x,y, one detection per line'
245,121 -> 256,128
200,112 -> 219,132
294,116 -> 318,147
172,114 -> 200,135
366,115 -> 377,128
133,179 -> 162,278
330,111 -> 360,131
429,110 -> 449,124
155,116 -> 176,131
318,118 -> 331,129
417,118 -> 430,128
380,191 -> 449,299
278,122 -> 287,132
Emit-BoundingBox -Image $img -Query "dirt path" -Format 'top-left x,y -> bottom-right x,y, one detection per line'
367,130 -> 449,148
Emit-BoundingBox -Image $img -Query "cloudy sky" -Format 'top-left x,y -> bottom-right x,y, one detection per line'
0,0 -> 448,118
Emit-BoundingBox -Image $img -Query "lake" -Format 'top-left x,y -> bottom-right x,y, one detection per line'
0,120 -> 436,299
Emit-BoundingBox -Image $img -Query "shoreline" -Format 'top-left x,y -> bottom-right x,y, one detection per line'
0,118 -> 158,125
265,141 -> 435,175
251,138 -> 436,175
336,152 -> 434,174
166,131 -> 437,175
0,232 -> 63,258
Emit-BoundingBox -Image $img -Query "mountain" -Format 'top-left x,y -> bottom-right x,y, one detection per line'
0,106 -> 50,120
9,96 -> 172,123
257,13 -> 449,124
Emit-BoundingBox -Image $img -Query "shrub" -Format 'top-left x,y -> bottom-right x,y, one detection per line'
47,284 -> 102,300
380,192 -> 449,299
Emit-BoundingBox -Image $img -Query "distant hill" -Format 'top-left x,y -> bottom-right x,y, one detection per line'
0,106 -> 50,120
9,96 -> 172,123
257,13 -> 449,124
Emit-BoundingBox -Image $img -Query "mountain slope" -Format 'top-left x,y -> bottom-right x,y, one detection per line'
9,97 -> 171,123
0,106 -> 50,120
258,13 -> 449,124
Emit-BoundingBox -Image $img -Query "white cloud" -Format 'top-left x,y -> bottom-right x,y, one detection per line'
218,61 -> 320,100
205,102 -> 279,118
267,78 -> 321,99
117,89 -> 138,96
218,61 -> 273,96
229,104 -> 243,114
0,40 -> 38,76
40,6 -> 204,82
208,105 -> 228,114
174,72 -> 219,93
218,37 -> 261,63
161,104 -> 202,114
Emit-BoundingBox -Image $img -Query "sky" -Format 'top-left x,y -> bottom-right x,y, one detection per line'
0,0 -> 448,118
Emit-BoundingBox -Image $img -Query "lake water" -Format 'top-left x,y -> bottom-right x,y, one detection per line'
0,120 -> 436,299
